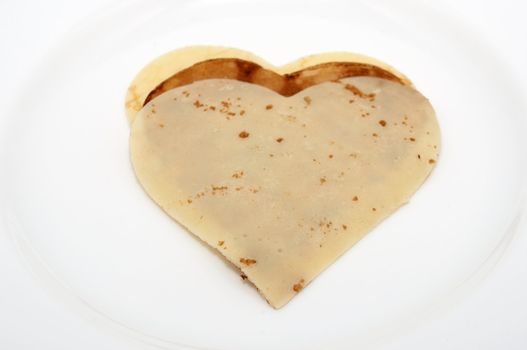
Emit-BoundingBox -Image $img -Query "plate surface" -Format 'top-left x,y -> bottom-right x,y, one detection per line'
1,1 -> 526,349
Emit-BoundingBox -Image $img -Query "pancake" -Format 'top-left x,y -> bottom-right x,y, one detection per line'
129,73 -> 440,308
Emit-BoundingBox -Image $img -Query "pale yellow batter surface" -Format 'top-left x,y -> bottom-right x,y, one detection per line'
130,76 -> 439,308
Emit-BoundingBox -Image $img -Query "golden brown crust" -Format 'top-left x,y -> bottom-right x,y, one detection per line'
144,58 -> 405,105
124,46 -> 414,124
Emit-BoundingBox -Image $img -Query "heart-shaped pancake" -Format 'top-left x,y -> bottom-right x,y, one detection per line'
129,72 -> 440,308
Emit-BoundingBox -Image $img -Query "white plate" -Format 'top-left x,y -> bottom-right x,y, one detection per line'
1,1 -> 526,349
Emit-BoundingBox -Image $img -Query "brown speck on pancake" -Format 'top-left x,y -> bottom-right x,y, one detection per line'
232,170 -> 244,179
292,279 -> 305,292
240,258 -> 257,266
344,84 -> 376,100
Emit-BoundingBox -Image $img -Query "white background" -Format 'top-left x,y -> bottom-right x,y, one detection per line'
1,1 -> 526,349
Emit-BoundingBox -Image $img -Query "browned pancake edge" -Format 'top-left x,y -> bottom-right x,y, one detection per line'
144,58 -> 406,105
